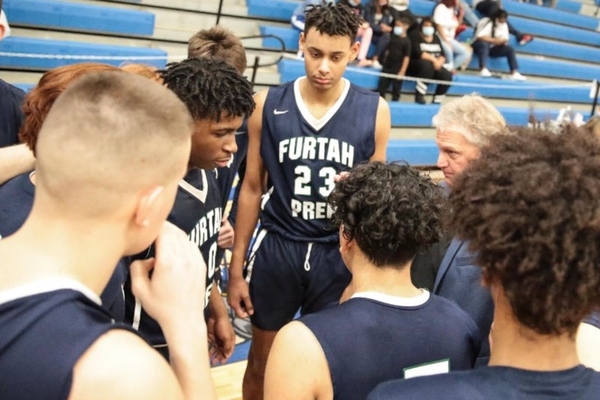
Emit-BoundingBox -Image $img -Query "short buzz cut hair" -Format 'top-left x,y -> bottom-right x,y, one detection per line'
187,26 -> 247,74
449,126 -> 600,336
35,71 -> 194,217
329,162 -> 447,267
304,3 -> 362,42
159,57 -> 255,123
432,94 -> 507,146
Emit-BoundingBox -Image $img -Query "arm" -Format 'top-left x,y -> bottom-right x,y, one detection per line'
207,287 -> 235,365
71,222 -> 216,400
227,90 -> 269,318
370,98 -> 391,162
0,144 -> 35,185
577,322 -> 600,371
264,321 -> 332,400
398,40 -> 411,76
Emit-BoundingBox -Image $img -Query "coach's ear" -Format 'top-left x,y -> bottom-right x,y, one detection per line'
134,186 -> 165,228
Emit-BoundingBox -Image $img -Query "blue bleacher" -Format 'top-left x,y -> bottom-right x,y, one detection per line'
502,0 -> 598,30
0,37 -> 167,69
246,0 -> 298,21
387,139 -> 440,165
3,0 -> 155,36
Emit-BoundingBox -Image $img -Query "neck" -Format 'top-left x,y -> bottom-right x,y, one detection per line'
489,294 -> 580,371
300,77 -> 345,108
0,207 -> 126,296
348,255 -> 421,297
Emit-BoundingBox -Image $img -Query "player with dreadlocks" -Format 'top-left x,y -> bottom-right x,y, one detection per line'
227,4 -> 391,399
122,57 -> 255,364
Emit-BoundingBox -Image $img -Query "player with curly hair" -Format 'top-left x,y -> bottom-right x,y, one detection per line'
264,161 -> 481,400
228,4 -> 391,398
369,126 -> 600,400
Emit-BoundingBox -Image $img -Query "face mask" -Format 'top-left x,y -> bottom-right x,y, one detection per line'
393,26 -> 404,35
422,26 -> 435,36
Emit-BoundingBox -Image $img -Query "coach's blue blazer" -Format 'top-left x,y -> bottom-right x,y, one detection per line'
433,237 -> 494,364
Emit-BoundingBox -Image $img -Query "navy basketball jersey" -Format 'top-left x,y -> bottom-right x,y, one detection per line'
0,172 -> 127,321
0,280 -> 130,400
300,291 -> 481,400
260,78 -> 379,242
368,364 -> 600,400
0,79 -> 25,148
125,168 -> 223,347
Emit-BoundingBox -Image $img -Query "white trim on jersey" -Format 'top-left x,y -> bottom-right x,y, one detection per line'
132,298 -> 142,331
303,243 -> 313,271
178,169 -> 208,204
0,277 -> 102,306
293,77 -> 351,131
351,289 -> 430,307
245,228 -> 268,284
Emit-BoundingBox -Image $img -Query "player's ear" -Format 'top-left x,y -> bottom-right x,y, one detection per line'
133,186 -> 165,228
299,31 -> 306,54
350,40 -> 360,62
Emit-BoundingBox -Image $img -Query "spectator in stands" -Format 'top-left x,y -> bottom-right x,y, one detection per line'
389,0 -> 418,33
432,0 -> 472,73
473,0 -> 534,45
472,9 -> 526,81
363,0 -> 395,68
264,162 -> 481,400
377,17 -> 412,101
368,125 -> 600,400
339,0 -> 375,66
407,17 -> 452,104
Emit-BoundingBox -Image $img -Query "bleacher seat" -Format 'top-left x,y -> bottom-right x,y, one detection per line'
3,0 -> 155,36
278,59 -> 593,103
387,139 -> 439,165
501,0 -> 598,30
0,37 -> 167,69
247,0 -> 297,21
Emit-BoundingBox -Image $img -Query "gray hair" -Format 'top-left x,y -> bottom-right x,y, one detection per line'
432,94 -> 507,146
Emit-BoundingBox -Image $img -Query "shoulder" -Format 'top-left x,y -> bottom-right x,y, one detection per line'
0,79 -> 25,101
68,329 -> 183,400
368,369 -> 488,400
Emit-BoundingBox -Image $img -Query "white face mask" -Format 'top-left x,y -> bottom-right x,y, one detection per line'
393,26 -> 404,35
422,26 -> 435,36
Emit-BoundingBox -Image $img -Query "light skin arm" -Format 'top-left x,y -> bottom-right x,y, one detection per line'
227,89 -> 269,318
370,97 -> 391,162
0,144 -> 35,184
577,322 -> 600,371
264,321 -> 332,400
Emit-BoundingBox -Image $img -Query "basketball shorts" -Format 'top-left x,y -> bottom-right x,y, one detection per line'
245,228 -> 351,331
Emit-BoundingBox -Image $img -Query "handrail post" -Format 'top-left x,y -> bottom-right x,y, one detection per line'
216,0 -> 224,25
251,56 -> 260,90
591,79 -> 599,118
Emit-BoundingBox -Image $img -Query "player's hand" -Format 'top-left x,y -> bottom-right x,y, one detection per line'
227,275 -> 254,318
334,171 -> 351,183
207,313 -> 236,366
130,221 -> 207,328
218,219 -> 235,249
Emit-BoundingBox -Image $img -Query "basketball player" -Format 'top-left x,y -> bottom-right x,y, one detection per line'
227,4 -> 391,398
368,126 -> 600,399
122,57 -> 255,363
0,71 -> 217,400
265,162 -> 481,400
0,63 -> 129,321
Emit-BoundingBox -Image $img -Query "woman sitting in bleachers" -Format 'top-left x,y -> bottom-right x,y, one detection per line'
472,9 -> 526,81
406,17 -> 453,104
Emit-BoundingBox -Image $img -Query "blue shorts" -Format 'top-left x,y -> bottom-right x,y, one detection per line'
246,228 -> 351,331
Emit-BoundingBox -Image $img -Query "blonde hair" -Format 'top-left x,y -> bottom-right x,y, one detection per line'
584,116 -> 600,138
188,26 -> 247,74
432,94 -> 507,146
120,63 -> 163,83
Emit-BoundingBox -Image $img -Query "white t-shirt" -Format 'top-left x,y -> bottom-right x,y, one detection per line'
432,4 -> 458,40
475,18 -> 509,44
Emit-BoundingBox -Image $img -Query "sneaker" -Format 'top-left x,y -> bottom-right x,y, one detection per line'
509,71 -> 527,81
480,68 -> 492,78
433,94 -> 445,104
415,93 -> 427,104
372,60 -> 383,69
519,34 -> 534,46
356,58 -> 373,67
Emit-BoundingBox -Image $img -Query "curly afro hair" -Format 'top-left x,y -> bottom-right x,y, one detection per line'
329,162 -> 447,268
449,125 -> 600,336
